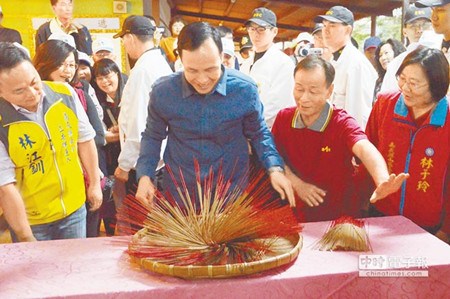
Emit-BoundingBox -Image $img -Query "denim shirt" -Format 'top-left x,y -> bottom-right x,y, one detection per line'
136,67 -> 283,197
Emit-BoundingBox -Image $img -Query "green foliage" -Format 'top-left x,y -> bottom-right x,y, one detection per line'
353,15 -> 403,50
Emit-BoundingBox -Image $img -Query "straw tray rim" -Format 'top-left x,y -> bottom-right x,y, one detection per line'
130,233 -> 302,279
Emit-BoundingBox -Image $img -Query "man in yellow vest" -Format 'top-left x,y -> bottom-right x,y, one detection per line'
0,43 -> 102,242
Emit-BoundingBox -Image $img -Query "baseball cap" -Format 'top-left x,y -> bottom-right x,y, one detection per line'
48,33 -> 76,49
404,5 -> 431,24
311,23 -> 324,35
113,15 -> 156,38
294,32 -> 313,45
245,7 -> 277,27
92,37 -> 114,54
239,36 -> 253,52
363,36 -> 381,51
221,38 -> 235,57
314,6 -> 354,26
77,51 -> 92,66
416,0 -> 450,8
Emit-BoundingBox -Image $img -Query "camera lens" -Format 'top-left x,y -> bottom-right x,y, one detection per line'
299,47 -> 309,57
296,43 -> 312,57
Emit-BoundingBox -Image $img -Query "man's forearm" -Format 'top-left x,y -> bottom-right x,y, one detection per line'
0,183 -> 34,241
353,139 -> 389,186
78,139 -> 101,186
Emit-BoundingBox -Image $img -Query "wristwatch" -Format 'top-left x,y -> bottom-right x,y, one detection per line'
268,166 -> 285,174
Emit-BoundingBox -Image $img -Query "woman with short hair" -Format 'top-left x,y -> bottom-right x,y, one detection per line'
373,38 -> 405,102
91,58 -> 127,236
34,39 -> 106,237
366,46 -> 450,243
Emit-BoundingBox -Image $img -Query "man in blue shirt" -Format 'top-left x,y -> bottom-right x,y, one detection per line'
135,22 -> 294,207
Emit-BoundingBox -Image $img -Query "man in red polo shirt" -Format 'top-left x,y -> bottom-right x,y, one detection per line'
272,55 -> 408,222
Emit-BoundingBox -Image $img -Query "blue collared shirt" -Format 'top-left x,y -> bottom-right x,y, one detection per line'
136,67 -> 283,196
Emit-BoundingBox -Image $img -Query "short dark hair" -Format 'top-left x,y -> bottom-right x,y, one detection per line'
33,40 -> 78,81
177,22 -> 222,59
92,58 -> 125,102
397,46 -> 449,102
294,55 -> 335,87
169,15 -> 187,35
374,38 -> 405,78
0,42 -> 31,74
134,34 -> 153,43
92,58 -> 120,78
216,25 -> 233,38
50,0 -> 71,5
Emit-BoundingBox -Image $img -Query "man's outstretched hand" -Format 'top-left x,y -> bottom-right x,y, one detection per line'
370,173 -> 409,203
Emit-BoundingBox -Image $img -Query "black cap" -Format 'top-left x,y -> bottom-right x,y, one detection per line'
245,7 -> 277,27
416,0 -> 450,7
314,6 -> 354,26
113,15 -> 156,38
239,35 -> 253,52
311,23 -> 324,35
404,5 -> 432,24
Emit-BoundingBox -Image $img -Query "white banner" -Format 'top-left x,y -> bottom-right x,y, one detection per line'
32,18 -> 120,30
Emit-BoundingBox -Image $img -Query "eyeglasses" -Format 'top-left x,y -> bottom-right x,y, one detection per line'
95,72 -> 117,82
59,62 -> 78,70
406,21 -> 432,31
246,26 -> 272,34
397,76 -> 429,92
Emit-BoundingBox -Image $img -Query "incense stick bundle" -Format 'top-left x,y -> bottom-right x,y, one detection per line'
118,163 -> 302,267
314,216 -> 371,252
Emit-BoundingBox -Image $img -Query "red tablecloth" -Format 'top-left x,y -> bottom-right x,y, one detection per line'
0,216 -> 449,298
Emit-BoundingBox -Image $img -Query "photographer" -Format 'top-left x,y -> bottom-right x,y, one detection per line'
293,32 -> 314,63
294,26 -> 333,63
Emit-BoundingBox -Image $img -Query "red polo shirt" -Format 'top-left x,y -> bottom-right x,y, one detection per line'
272,103 -> 367,222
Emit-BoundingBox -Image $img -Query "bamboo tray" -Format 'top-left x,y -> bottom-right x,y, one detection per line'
130,233 -> 302,279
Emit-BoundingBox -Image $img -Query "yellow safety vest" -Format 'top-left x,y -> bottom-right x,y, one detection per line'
0,81 -> 85,225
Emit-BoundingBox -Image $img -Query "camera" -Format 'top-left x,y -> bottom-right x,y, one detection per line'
296,43 -> 323,57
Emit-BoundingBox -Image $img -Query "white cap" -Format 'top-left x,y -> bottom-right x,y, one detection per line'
221,38 -> 235,57
48,33 -> 76,49
92,37 -> 114,54
293,32 -> 313,45
77,51 -> 92,66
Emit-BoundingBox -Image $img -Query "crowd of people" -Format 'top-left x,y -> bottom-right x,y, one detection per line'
0,0 -> 449,244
